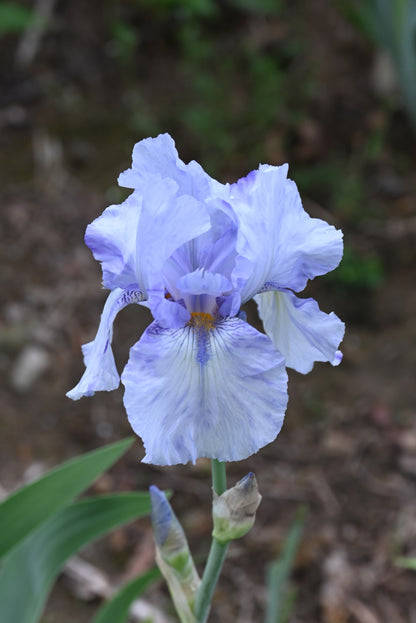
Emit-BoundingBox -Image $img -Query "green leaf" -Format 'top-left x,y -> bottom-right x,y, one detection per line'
396,556 -> 416,571
0,492 -> 151,623
265,506 -> 306,623
0,437 -> 134,559
91,567 -> 161,623
274,587 -> 297,623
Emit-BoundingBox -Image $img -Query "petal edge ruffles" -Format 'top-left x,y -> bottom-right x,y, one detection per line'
122,318 -> 288,465
118,133 -> 223,200
228,165 -> 343,302
85,191 -> 142,291
255,289 -> 345,374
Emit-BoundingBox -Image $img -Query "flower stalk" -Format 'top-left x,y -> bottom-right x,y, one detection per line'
193,460 -> 228,623
194,462 -> 263,621
211,459 -> 227,496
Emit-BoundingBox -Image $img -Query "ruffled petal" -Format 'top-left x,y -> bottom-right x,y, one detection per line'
177,268 -> 232,296
121,317 -> 288,465
85,191 -> 142,291
86,175 -> 211,299
255,289 -> 345,374
67,288 -> 144,399
175,268 -> 232,316
135,180 -> 211,295
227,165 -> 343,302
162,202 -> 238,302
118,133 -> 223,200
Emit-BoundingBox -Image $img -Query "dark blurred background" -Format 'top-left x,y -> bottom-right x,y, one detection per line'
1,1 -> 416,621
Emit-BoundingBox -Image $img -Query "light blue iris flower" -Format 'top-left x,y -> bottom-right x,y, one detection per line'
67,134 -> 344,465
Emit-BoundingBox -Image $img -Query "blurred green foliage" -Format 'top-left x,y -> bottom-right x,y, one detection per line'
111,20 -> 138,65
329,245 -> 384,289
339,246 -> 384,289
228,0 -> 283,15
0,1 -> 38,35
396,557 -> 416,571
132,0 -> 282,18
175,12 -> 309,173
133,0 -> 218,18
105,0 -> 311,175
334,0 -> 416,132
295,161 -> 368,225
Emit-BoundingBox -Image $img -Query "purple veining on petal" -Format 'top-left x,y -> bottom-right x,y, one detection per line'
189,313 -> 215,366
257,281 -> 281,293
122,316 -> 288,465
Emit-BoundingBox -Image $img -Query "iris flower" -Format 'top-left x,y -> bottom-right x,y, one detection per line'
67,134 -> 344,465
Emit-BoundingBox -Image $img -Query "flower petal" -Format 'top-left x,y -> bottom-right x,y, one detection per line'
177,269 -> 232,296
255,289 -> 345,374
152,297 -> 191,329
85,191 -> 142,291
86,176 -> 211,299
118,133 -> 222,200
121,318 -> 288,465
135,181 -> 211,296
67,288 -> 144,399
174,268 -> 232,316
162,201 -> 238,303
227,165 -> 343,301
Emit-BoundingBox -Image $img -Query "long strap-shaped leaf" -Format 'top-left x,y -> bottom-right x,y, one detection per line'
0,492 -> 151,623
91,567 -> 161,623
0,437 -> 134,559
265,506 -> 306,623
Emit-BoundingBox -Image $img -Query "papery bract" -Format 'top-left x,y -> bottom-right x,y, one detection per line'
67,133 -> 344,465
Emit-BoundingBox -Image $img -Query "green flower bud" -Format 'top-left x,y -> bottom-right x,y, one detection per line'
212,472 -> 262,544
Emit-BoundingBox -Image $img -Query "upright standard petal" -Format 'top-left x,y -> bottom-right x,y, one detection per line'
121,317 -> 288,465
118,133 -> 222,201
227,165 -> 343,302
86,176 -> 211,300
255,289 -> 345,374
67,287 -> 144,400
135,179 -> 211,297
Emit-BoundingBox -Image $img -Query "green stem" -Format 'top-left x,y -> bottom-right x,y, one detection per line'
211,459 -> 227,496
193,539 -> 228,623
193,460 -> 228,623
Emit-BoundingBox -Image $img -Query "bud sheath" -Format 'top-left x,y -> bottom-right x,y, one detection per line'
212,472 -> 262,544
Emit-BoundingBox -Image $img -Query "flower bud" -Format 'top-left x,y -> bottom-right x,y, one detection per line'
150,486 -> 200,623
212,472 -> 262,544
